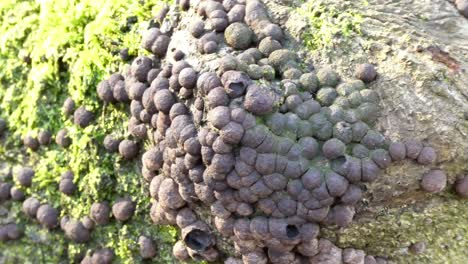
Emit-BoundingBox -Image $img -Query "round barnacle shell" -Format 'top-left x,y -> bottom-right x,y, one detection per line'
203,41 -> 218,54
215,58 -> 237,78
63,219 -> 90,243
118,140 -> 139,160
142,148 -> 163,171
268,218 -> 301,241
190,19 -> 205,38
325,171 -> 349,197
417,146 -> 437,165
0,182 -> 12,201
23,135 -> 39,151
283,68 -> 302,80
16,167 -> 34,187
265,112 -> 285,135
158,178 -> 186,209
63,97 -> 76,116
131,56 -> 153,82
333,121 -> 353,144
60,170 -> 75,180
405,138 -> 423,159
59,178 -> 76,195
138,235 -> 157,259
130,100 -> 144,120
81,216 -> 94,230
302,167 -> 322,190
351,121 -> 370,143
176,208 -> 197,229
178,68 -> 198,89
218,122 -> 243,145
244,84 -> 275,115
113,80 -> 129,102
258,36 -> 282,56
341,184 -> 362,205
22,197 -> 40,218
389,141 -> 406,161
112,198 -> 136,221
128,82 -> 147,101
108,73 -> 124,87
356,102 -> 380,124
10,186 -> 25,201
103,135 -> 121,153
361,157 -> 380,182
355,63 -> 377,83
225,22 -> 254,50
208,17 -> 228,32
182,221 -> 215,253
317,68 -> 340,87
285,94 -> 302,111
337,81 -> 360,97
268,49 -> 297,72
455,176 -> 468,198
277,196 -> 297,216
263,173 -> 287,191
90,202 -> 111,225
73,106 -> 94,128
36,204 -> 59,229
91,248 -> 114,264
249,216 -> 270,240
153,89 -> 175,114
247,64 -> 262,80
207,106 -> 231,129
151,35 -> 171,57
147,69 -> 161,84
295,99 -> 321,120
221,70 -> 251,98
142,28 -> 160,51
299,137 -> 320,160
370,149 -> 392,169
171,240 -> 190,261
206,87 -> 229,109
37,130 -> 52,145
361,130 -> 385,149
421,170 -> 446,193
299,72 -> 320,93
322,138 -> 346,160
316,87 -> 338,106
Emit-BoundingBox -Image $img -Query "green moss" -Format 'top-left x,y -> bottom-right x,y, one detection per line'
297,0 -> 363,52
324,194 -> 468,263
0,0 -> 183,263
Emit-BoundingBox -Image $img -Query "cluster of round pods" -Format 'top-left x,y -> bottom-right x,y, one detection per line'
1,0 -> 468,262
88,0 -> 458,262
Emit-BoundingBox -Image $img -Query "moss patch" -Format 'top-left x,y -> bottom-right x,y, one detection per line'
324,194 -> 468,263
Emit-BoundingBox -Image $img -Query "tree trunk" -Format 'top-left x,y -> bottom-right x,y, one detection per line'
261,0 -> 468,262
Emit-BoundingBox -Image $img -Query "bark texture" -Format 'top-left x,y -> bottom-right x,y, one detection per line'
263,0 -> 468,262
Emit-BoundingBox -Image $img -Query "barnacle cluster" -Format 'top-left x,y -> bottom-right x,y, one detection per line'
0,0 -> 465,262
90,0 -> 447,262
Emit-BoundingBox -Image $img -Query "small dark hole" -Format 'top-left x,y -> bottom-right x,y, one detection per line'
229,82 -> 245,93
184,230 -> 211,251
286,225 -> 300,239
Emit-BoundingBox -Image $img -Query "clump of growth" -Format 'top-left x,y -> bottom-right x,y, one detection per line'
86,0 -> 448,262
0,0 -> 461,262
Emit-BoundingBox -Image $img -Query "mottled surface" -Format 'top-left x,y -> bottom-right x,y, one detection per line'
261,0 -> 468,262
